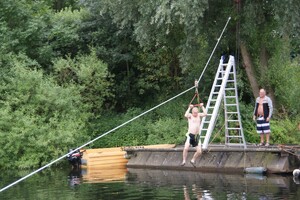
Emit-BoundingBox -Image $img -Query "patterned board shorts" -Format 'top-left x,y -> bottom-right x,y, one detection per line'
256,116 -> 270,134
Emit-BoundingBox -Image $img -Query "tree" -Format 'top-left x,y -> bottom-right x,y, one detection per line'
0,0 -> 53,66
0,54 -> 90,169
80,0 -> 212,109
52,50 -> 114,115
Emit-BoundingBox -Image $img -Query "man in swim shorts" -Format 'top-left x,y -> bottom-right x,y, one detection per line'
253,88 -> 273,146
181,103 -> 207,166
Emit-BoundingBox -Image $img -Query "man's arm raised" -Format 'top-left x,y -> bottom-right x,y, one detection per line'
199,103 -> 207,117
185,104 -> 193,118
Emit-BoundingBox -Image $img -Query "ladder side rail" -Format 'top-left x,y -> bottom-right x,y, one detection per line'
224,59 -> 235,145
202,58 -> 233,150
231,60 -> 247,149
224,58 -> 235,146
223,66 -> 229,144
222,60 -> 230,145
199,58 -> 224,141
224,94 -> 229,144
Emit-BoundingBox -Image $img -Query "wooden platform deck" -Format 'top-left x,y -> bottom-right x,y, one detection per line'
124,144 -> 300,174
79,143 -> 300,183
81,144 -> 175,183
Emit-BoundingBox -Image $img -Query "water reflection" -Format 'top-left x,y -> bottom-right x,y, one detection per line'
0,168 -> 298,199
126,168 -> 296,199
81,167 -> 127,183
183,184 -> 206,200
68,168 -> 82,187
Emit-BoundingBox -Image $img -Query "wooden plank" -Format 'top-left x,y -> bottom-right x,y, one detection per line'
87,161 -> 128,168
86,165 -> 127,170
83,144 -> 175,155
84,147 -> 123,153
87,162 -> 128,167
88,156 -> 127,162
87,152 -> 125,158
87,159 -> 128,166
82,144 -> 175,169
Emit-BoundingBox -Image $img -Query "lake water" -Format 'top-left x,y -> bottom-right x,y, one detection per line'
0,167 -> 299,200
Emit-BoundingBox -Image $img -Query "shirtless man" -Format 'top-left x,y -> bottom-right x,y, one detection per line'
181,103 -> 207,166
253,88 -> 273,146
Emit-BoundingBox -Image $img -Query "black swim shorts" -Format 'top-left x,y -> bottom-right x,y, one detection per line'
188,133 -> 198,147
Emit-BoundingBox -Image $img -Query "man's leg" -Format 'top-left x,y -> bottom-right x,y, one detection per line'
182,137 -> 190,165
260,133 -> 264,144
265,133 -> 270,145
264,119 -> 271,146
191,145 -> 202,163
257,117 -> 264,145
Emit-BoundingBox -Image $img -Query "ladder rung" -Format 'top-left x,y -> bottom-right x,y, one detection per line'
227,120 -> 240,122
226,112 -> 238,114
212,92 -> 219,94
227,128 -> 241,130
226,143 -> 245,146
225,88 -> 235,90
215,85 -> 221,87
225,104 -> 237,106
227,136 -> 243,138
225,96 -> 236,98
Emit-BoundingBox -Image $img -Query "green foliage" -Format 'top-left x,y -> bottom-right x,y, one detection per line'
52,49 -> 114,114
0,54 -> 90,169
273,0 -> 300,56
268,40 -> 300,115
90,98 -> 188,148
91,108 -> 150,147
270,119 -> 299,144
0,0 -> 52,65
0,0 -> 300,169
80,0 -> 213,109
49,7 -> 88,58
145,118 -> 186,145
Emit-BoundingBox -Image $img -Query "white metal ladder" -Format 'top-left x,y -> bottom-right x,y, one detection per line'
199,55 -> 247,150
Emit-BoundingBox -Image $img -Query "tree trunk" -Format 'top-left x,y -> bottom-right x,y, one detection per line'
259,46 -> 276,107
240,42 -> 260,98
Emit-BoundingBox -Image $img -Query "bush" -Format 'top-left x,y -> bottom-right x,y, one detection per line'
145,118 -> 186,145
0,54 -> 90,169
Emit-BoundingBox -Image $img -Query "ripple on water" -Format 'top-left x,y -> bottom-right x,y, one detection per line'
0,168 -> 299,200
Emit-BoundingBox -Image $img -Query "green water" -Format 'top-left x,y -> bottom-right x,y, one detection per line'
0,168 -> 299,200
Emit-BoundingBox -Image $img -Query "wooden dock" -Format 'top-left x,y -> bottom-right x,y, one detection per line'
124,144 -> 300,174
80,144 -> 175,183
78,143 -> 300,183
